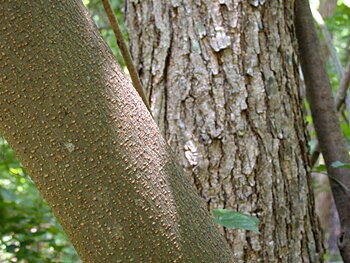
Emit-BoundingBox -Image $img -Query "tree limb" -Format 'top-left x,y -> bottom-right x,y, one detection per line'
309,8 -> 350,166
311,58 -> 350,166
295,0 -> 350,261
0,1 -> 233,261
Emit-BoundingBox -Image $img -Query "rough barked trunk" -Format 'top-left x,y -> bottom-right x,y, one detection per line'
126,0 -> 324,261
0,1 -> 234,262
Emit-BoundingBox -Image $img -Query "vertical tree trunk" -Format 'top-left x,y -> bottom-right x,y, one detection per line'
319,0 -> 337,18
126,1 -> 324,261
0,1 -> 234,262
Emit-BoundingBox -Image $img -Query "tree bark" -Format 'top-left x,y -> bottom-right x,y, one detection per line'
319,0 -> 337,18
126,0 -> 324,261
0,1 -> 234,262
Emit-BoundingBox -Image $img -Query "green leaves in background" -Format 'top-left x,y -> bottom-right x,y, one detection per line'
314,164 -> 327,173
0,138 -> 80,262
314,161 -> 350,172
212,209 -> 260,233
84,0 -> 128,68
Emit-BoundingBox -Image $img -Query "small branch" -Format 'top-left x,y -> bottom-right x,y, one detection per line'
101,0 -> 151,113
336,61 -> 350,111
329,174 -> 350,199
295,0 -> 350,260
311,8 -> 343,79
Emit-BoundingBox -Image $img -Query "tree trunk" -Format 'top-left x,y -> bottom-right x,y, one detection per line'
295,0 -> 350,260
319,0 -> 337,18
0,1 -> 234,262
126,0 -> 324,261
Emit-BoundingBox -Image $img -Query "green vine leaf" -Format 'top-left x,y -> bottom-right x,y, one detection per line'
331,161 -> 350,169
212,209 -> 260,233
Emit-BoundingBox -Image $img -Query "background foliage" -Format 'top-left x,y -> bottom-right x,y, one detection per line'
0,1 -> 350,262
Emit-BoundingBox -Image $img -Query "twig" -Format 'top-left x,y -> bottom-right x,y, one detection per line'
101,0 -> 151,113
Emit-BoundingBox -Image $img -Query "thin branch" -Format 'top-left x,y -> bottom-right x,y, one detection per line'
101,0 -> 151,113
311,8 -> 343,79
295,0 -> 350,260
336,60 -> 350,111
329,174 -> 350,199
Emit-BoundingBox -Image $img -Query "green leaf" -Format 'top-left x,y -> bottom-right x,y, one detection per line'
331,161 -> 350,168
314,164 -> 327,173
212,209 -> 260,233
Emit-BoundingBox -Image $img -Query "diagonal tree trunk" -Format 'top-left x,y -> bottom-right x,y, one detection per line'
0,0 -> 234,262
126,0 -> 324,261
296,0 -> 350,260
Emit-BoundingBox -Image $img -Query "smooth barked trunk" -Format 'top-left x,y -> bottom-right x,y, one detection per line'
319,0 -> 337,18
0,1 -> 234,262
296,0 -> 350,260
126,0 -> 324,262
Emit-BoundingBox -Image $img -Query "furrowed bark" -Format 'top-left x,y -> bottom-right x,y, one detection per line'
126,0 -> 324,261
295,0 -> 350,261
0,1 -> 234,262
